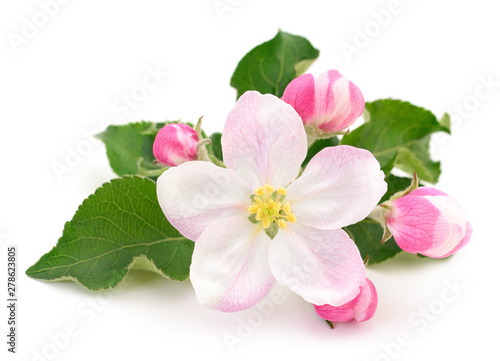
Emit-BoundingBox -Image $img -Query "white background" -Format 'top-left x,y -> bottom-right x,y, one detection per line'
1,1 -> 499,360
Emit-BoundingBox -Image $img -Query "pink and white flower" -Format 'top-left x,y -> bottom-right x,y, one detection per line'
282,69 -> 364,134
153,123 -> 199,166
157,91 -> 387,312
314,278 -> 378,323
386,187 -> 472,258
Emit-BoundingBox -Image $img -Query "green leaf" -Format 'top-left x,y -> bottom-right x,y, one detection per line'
96,121 -> 169,179
230,30 -> 320,98
439,113 -> 451,131
341,99 -> 449,180
344,219 -> 402,265
380,174 -> 413,203
302,137 -> 339,167
209,132 -> 223,161
393,137 -> 441,183
26,176 -> 194,290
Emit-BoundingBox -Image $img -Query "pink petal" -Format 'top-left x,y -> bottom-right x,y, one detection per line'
408,187 -> 448,197
222,91 -> 308,189
153,123 -> 199,166
314,71 -> 348,131
314,278 -> 378,322
282,73 -> 316,125
282,70 -> 364,133
351,278 -> 378,321
286,145 -> 387,229
189,216 -> 275,312
314,302 -> 355,322
436,222 -> 472,258
268,224 -> 365,306
156,161 -> 249,241
387,195 -> 451,254
418,194 -> 467,257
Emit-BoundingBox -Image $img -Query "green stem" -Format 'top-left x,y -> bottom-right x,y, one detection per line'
209,154 -> 226,168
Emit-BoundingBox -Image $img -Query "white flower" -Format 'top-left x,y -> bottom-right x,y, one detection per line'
157,91 -> 387,312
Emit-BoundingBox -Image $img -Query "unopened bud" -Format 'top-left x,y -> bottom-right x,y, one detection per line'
282,70 -> 364,139
153,123 -> 199,166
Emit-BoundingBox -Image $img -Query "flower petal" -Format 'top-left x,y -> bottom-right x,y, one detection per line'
387,195 -> 450,254
437,222 -> 472,258
189,216 -> 275,312
268,224 -> 365,306
313,70 -> 365,133
416,194 -> 469,258
281,73 -> 316,125
157,161 -> 248,241
282,70 -> 364,133
407,187 -> 448,197
152,123 -> 199,166
314,278 -> 378,322
286,145 -> 387,229
351,278 -> 378,321
222,91 -> 308,189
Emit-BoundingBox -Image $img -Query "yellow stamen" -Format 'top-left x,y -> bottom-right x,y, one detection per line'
248,185 -> 297,234
264,184 -> 275,193
255,187 -> 265,197
256,208 -> 264,221
284,202 -> 291,215
248,204 -> 259,214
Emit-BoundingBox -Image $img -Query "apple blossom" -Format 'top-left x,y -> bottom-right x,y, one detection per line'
157,91 -> 387,312
385,187 -> 472,258
153,123 -> 199,166
314,278 -> 378,323
282,69 -> 364,136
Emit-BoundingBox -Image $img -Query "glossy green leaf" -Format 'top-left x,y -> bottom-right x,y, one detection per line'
26,176 -> 194,290
209,132 -> 223,161
96,121 -> 167,178
341,99 -> 449,181
393,137 -> 441,183
230,30 -> 319,98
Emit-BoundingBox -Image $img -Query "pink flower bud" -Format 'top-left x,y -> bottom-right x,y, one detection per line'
386,187 -> 472,258
153,123 -> 199,167
314,278 -> 378,323
282,70 -> 364,133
